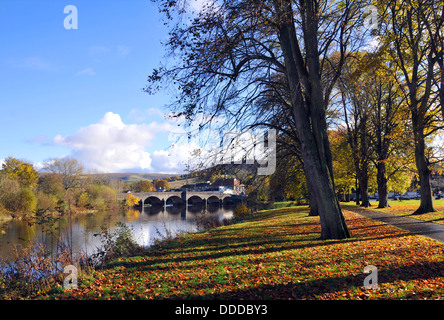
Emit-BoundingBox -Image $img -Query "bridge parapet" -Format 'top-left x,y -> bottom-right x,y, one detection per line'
118,190 -> 241,205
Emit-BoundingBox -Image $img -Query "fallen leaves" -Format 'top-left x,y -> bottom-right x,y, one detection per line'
33,206 -> 444,300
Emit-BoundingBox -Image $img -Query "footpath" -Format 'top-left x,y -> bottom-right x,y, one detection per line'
342,205 -> 444,244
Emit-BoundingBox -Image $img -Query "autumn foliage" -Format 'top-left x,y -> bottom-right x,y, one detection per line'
33,205 -> 444,300
125,194 -> 140,207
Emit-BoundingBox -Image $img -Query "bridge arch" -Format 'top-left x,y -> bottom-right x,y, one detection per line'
222,195 -> 234,205
187,195 -> 205,206
166,196 -> 184,206
144,196 -> 163,206
207,195 -> 221,205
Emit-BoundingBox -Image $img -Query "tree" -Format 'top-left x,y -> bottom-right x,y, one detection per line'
125,194 -> 140,207
0,176 -> 21,213
38,173 -> 66,202
154,179 -> 170,190
329,129 -> 356,201
18,188 -> 38,213
85,185 -> 118,211
338,58 -> 375,207
269,153 -> 307,202
147,0 -> 374,239
77,192 -> 91,208
133,180 -> 154,192
365,55 -> 413,208
43,157 -> 84,191
337,51 -> 413,208
379,0 -> 444,214
1,157 -> 38,189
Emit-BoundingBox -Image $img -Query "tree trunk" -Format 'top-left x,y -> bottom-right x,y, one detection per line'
359,173 -> 370,208
305,171 -> 319,216
377,161 -> 389,208
413,128 -> 435,214
276,10 -> 349,239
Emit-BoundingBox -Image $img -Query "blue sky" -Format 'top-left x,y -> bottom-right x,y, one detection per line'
0,0 -> 198,173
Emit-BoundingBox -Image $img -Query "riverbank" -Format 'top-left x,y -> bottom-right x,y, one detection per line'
29,203 -> 444,300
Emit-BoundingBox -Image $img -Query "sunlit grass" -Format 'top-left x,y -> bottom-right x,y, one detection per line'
32,204 -> 444,300
343,199 -> 444,225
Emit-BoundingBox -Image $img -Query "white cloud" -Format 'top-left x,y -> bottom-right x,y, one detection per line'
150,142 -> 203,173
53,112 -> 173,173
88,45 -> 131,58
0,159 -> 4,168
187,0 -> 219,13
33,162 -> 45,171
128,108 -> 165,122
88,45 -> 111,56
117,45 -> 131,57
8,57 -> 56,71
76,68 -> 96,76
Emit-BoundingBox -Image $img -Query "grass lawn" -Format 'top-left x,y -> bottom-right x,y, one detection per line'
35,205 -> 444,300
344,199 -> 444,225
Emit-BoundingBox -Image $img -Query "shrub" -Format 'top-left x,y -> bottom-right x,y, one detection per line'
18,188 -> 37,214
92,222 -> 140,265
0,242 -> 74,298
77,192 -> 91,208
90,197 -> 107,211
0,177 -> 21,212
36,191 -> 57,211
85,185 -> 118,211
233,204 -> 249,218
125,194 -> 140,207
195,215 -> 232,231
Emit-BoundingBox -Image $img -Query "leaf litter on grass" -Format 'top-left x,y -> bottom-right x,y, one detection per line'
34,207 -> 444,300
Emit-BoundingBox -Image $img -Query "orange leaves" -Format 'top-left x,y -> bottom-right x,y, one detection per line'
32,206 -> 444,300
125,194 -> 140,207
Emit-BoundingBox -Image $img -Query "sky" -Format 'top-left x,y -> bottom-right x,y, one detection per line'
0,0 -> 203,173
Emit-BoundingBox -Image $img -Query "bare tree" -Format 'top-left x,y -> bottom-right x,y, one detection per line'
43,157 -> 84,191
147,0 -> 375,239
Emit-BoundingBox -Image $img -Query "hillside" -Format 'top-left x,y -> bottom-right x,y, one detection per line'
93,172 -> 176,182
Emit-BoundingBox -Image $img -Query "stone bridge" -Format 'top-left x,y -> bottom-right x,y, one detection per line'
118,191 -> 244,207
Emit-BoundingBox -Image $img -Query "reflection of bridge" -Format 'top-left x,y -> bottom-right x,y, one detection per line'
118,191 -> 244,208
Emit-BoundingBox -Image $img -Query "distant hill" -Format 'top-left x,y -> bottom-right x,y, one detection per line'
84,172 -> 177,182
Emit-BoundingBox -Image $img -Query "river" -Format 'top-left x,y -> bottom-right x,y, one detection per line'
0,204 -> 233,262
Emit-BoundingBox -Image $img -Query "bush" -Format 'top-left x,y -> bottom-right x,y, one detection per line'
85,185 -> 118,211
233,204 -> 249,218
0,242 -> 74,298
18,188 -> 37,214
0,177 -> 21,212
90,197 -> 107,211
77,192 -> 91,208
195,215 -> 232,231
92,222 -> 140,265
36,191 -> 57,212
125,194 -> 140,207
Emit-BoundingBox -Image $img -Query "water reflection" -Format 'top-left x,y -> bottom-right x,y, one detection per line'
0,204 -> 233,262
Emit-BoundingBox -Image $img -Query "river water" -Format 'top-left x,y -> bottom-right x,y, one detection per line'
0,204 -> 233,262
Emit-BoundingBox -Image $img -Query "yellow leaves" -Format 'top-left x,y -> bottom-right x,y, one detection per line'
125,194 -> 140,207
1,157 -> 39,189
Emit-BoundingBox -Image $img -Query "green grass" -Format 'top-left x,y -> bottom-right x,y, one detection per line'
262,200 -> 309,210
344,199 -> 444,225
32,204 -> 444,300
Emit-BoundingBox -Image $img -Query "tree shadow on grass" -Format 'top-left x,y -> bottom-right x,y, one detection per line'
104,230 -> 411,272
164,260 -> 444,300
